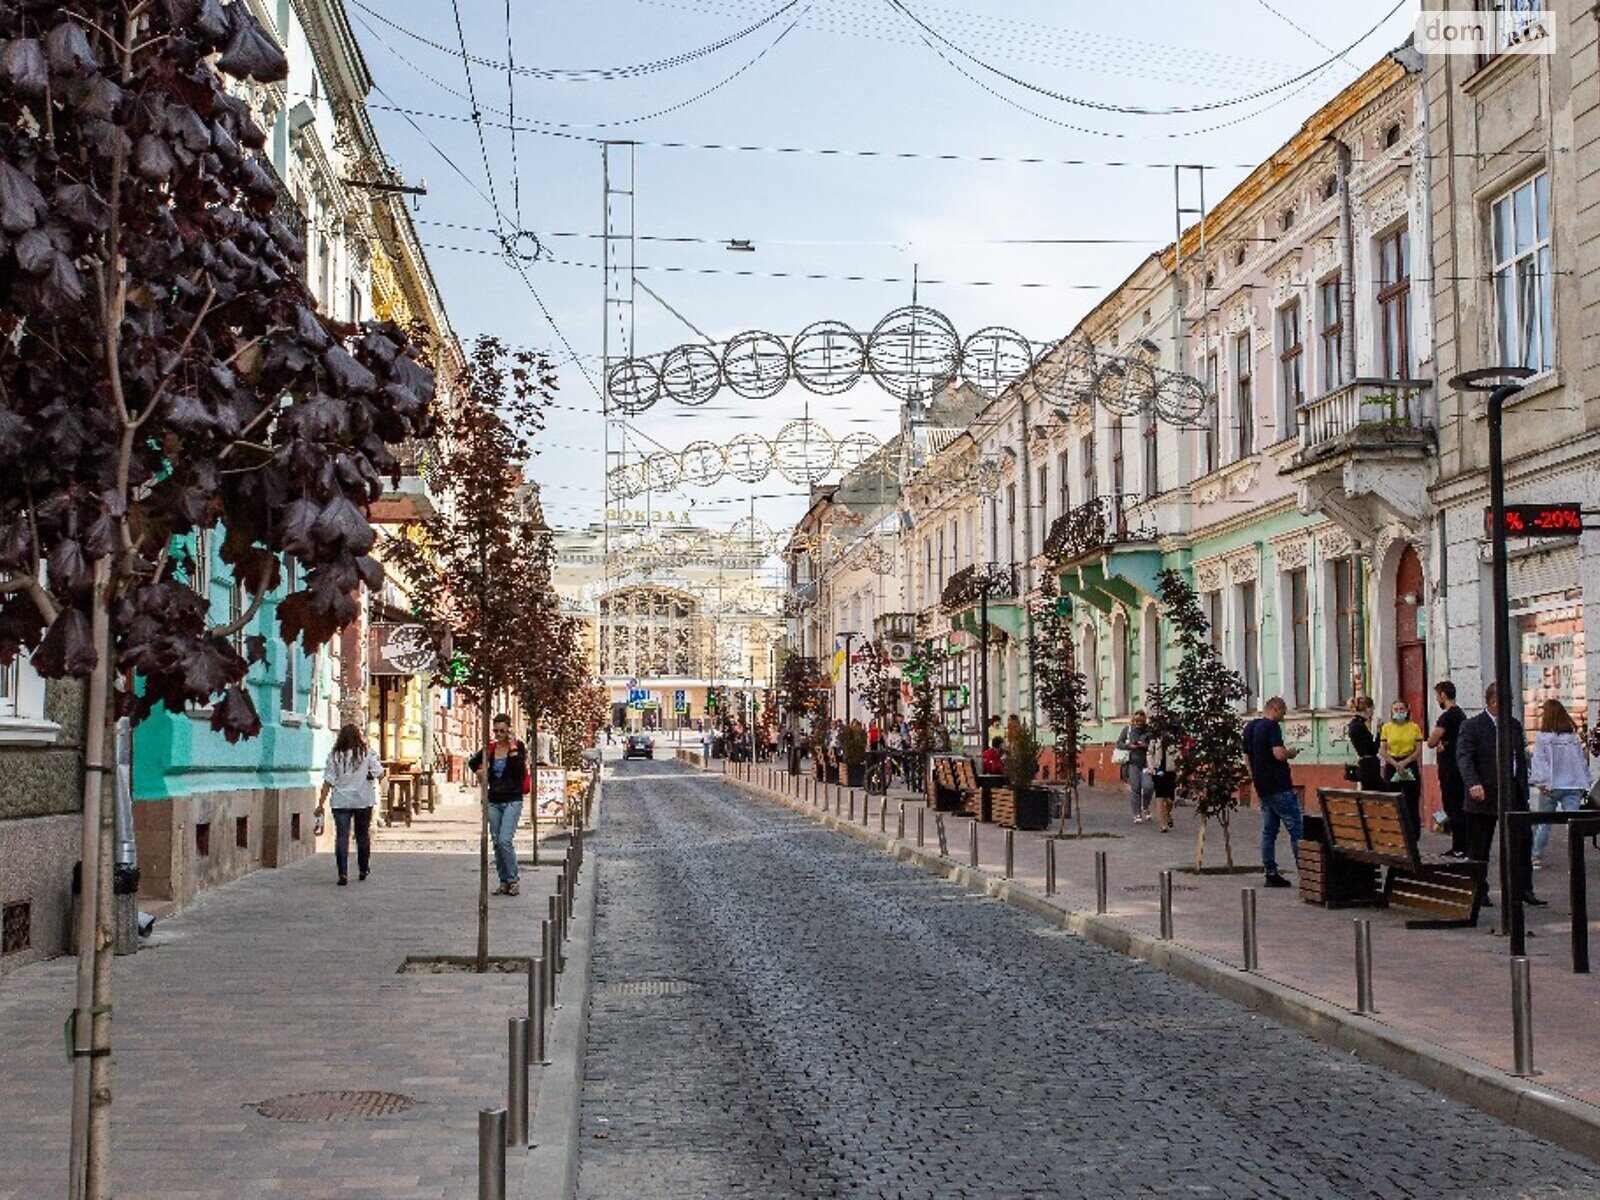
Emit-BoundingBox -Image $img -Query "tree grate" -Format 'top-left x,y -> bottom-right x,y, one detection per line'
247,1090 -> 418,1122
598,979 -> 698,998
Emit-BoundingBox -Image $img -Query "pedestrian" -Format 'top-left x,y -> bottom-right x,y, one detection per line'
1346,696 -> 1384,791
315,724 -> 384,887
981,736 -> 1006,776
1379,698 -> 1425,835
1116,710 -> 1154,824
1456,682 -> 1542,908
1529,698 -> 1589,869
1242,697 -> 1301,889
468,713 -> 529,897
1147,723 -> 1177,833
1428,681 -> 1468,857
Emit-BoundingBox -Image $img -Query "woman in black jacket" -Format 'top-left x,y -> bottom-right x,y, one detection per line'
1347,696 -> 1385,791
468,713 -> 530,896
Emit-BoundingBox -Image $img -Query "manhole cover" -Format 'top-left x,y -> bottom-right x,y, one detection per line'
248,1090 -> 419,1122
599,979 -> 697,997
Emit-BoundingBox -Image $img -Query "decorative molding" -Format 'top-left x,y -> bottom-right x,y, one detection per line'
1319,527 -> 1355,559
1285,720 -> 1313,742
1224,295 -> 1252,336
1362,176 -> 1412,237
1195,559 -> 1225,592
1274,538 -> 1311,571
1226,549 -> 1260,584
1311,226 -> 1339,278
1229,461 -> 1260,494
1194,478 -> 1224,505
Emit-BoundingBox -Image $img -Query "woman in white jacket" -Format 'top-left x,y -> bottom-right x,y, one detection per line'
315,725 -> 385,886
1529,699 -> 1590,868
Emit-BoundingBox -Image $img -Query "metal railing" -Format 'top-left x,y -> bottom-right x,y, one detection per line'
1294,378 -> 1432,458
1043,494 -> 1157,564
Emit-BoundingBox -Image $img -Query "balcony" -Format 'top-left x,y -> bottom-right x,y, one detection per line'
1285,378 -> 1433,535
368,439 -> 438,525
1047,495 -> 1163,614
1044,494 -> 1157,566
939,565 -> 1022,641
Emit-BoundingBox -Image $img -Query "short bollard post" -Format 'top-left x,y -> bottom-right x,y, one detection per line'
1004,829 -> 1015,879
508,1018 -> 530,1147
878,796 -> 886,832
1159,870 -> 1174,941
936,814 -> 949,857
847,790 -> 855,822
1512,956 -> 1536,1076
1354,918 -> 1375,1014
549,895 -> 565,974
1241,888 -> 1259,972
834,786 -> 842,816
540,920 -> 555,1005
897,802 -> 906,840
968,818 -> 979,869
479,1107 -> 507,1200
916,807 -> 925,847
1045,839 -> 1057,895
528,957 -> 548,1063
1094,851 -> 1108,914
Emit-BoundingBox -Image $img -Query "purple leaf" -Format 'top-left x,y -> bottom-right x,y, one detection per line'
310,496 -> 375,554
47,539 -> 95,594
52,183 -> 108,232
14,227 -> 52,273
44,22 -> 97,73
32,608 -> 97,677
133,134 -> 178,182
0,38 -> 48,99
215,17 -> 288,83
209,686 -> 262,742
0,160 -> 46,233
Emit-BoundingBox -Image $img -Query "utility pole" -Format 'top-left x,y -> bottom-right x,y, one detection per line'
840,630 -> 860,725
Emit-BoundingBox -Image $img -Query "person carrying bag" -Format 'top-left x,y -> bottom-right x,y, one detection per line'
468,713 -> 530,897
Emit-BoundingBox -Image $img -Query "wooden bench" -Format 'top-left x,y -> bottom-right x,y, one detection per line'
1318,789 -> 1486,928
950,757 -> 989,820
929,755 -> 977,813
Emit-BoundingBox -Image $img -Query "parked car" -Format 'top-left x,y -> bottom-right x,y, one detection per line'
624,733 -> 654,760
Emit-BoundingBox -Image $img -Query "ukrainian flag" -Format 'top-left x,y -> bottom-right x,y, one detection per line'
830,637 -> 846,681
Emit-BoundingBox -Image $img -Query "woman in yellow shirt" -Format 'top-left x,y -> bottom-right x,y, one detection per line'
1379,700 -> 1425,835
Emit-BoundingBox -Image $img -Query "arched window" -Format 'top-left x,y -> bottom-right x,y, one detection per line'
1140,602 -> 1162,707
1110,609 -> 1130,716
1081,624 -> 1100,720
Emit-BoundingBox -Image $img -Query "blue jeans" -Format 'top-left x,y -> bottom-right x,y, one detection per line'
1259,789 -> 1303,875
333,807 -> 372,879
488,800 -> 521,884
1532,789 -> 1584,860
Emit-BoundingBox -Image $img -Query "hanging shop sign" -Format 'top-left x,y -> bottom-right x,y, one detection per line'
367,623 -> 439,676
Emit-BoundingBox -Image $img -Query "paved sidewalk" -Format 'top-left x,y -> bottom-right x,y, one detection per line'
720,759 -> 1600,1116
0,795 -> 569,1200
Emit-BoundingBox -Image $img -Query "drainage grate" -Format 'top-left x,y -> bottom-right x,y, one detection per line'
599,979 -> 698,998
247,1090 -> 418,1122
1,901 -> 29,955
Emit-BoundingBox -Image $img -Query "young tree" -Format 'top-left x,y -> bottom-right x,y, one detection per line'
0,7 -> 434,1191
383,336 -> 555,970
1156,567 -> 1249,869
856,638 -> 899,730
902,622 -> 950,795
1029,589 -> 1091,835
778,652 -> 822,773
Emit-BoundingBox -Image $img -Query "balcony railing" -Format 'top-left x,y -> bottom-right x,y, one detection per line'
1294,378 -> 1432,459
1044,494 -> 1157,564
940,564 -> 1018,614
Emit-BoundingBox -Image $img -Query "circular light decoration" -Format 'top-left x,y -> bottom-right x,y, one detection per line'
607,460 -> 645,501
960,326 -> 1036,399
791,320 -> 866,395
1094,360 -> 1144,416
729,514 -> 778,555
834,431 -> 884,474
773,418 -> 838,485
1031,338 -> 1097,410
724,433 -> 774,483
722,331 -> 790,400
660,344 -> 722,407
678,439 -> 727,487
605,358 -> 661,415
641,451 -> 682,492
866,305 -> 961,401
1154,368 -> 1212,426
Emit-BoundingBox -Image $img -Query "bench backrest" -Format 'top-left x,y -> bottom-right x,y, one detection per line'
1318,789 -> 1420,869
954,758 -> 978,790
933,757 -> 954,787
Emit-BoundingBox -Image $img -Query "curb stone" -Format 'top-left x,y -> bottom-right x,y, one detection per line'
716,764 -> 1600,1169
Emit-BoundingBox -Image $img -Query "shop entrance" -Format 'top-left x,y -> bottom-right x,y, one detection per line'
1394,544 -> 1427,725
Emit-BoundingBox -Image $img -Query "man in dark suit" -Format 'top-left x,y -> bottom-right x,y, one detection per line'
1455,682 -> 1542,907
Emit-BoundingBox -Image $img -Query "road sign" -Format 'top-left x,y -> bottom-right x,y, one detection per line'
1483,503 -> 1584,537
628,687 -> 648,704
673,688 -> 687,713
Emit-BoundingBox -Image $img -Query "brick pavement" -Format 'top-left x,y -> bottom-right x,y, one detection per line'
726,757 -> 1600,1111
579,759 -> 1600,1198
0,793 -> 568,1200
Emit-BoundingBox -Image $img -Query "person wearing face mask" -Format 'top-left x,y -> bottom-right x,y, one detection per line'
1379,699 -> 1425,835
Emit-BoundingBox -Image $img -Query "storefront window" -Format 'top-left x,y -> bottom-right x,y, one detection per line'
1518,603 -> 1585,735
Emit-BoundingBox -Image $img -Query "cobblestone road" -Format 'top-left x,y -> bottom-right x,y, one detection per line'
577,760 -> 1600,1199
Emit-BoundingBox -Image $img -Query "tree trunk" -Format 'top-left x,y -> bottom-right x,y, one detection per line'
1195,814 -> 1208,872
1221,809 -> 1235,870
527,707 -> 540,865
476,699 -> 491,973
69,560 -> 113,1200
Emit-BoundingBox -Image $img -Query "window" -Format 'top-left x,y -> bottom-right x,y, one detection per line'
1202,352 -> 1219,474
1141,408 -> 1159,499
1233,333 -> 1254,460
0,654 -> 59,736
1378,226 -> 1412,378
1479,0 -> 1547,60
1276,301 -> 1303,439
1491,172 -> 1553,375
1287,568 -> 1310,709
1331,557 -> 1357,706
1036,464 -> 1049,550
1280,208 -> 1296,232
279,556 -> 300,715
190,527 -> 212,601
1238,580 -> 1259,709
1321,175 -> 1339,202
1318,276 -> 1346,392
1056,449 -> 1071,516
1204,590 -> 1224,656
1081,432 -> 1097,502
1384,122 -> 1402,149
1005,484 -> 1017,563
951,519 -> 960,574
1109,416 -> 1125,499
988,497 -> 999,564
937,527 -> 946,592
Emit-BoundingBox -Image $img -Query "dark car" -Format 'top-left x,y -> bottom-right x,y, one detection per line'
624,733 -> 654,760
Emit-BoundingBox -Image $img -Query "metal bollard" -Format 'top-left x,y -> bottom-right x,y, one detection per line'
508,1018 -> 530,1147
1354,918 -> 1375,1014
897,802 -> 906,840
528,957 -> 548,1063
936,814 -> 949,857
1511,956 -> 1536,1076
1094,851 -> 1108,914
1241,888 -> 1258,972
549,895 -> 565,974
916,807 -> 925,847
1159,870 -> 1174,941
834,786 -> 842,817
847,790 -> 855,822
1004,829 -> 1014,879
968,818 -> 979,869
1045,839 -> 1057,895
878,796 -> 886,832
540,920 -> 555,1005
478,1107 -> 507,1200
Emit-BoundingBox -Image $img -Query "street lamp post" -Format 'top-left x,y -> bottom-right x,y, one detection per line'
1450,366 -> 1535,952
839,630 -> 860,725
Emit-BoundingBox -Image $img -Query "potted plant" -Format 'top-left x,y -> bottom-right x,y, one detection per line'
1005,721 -> 1050,830
840,723 -> 869,788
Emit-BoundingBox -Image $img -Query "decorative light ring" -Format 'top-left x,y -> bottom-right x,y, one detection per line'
834,431 -> 883,474
960,326 -> 1036,400
678,439 -> 728,487
1031,339 -> 1097,410
773,418 -> 837,485
1094,360 -> 1145,416
724,433 -> 775,483
867,305 -> 961,401
1154,368 -> 1211,426
722,331 -> 790,399
660,344 -> 722,407
607,461 -> 646,501
605,358 -> 661,415
641,451 -> 682,492
791,320 -> 866,395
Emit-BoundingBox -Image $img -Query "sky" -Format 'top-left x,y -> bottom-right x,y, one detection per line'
350,0 -> 1422,537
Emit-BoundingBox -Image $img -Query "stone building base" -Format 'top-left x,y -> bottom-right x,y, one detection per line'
133,787 -> 317,907
0,813 -> 82,977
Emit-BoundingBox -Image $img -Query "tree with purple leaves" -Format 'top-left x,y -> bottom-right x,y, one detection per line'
0,4 -> 434,1192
